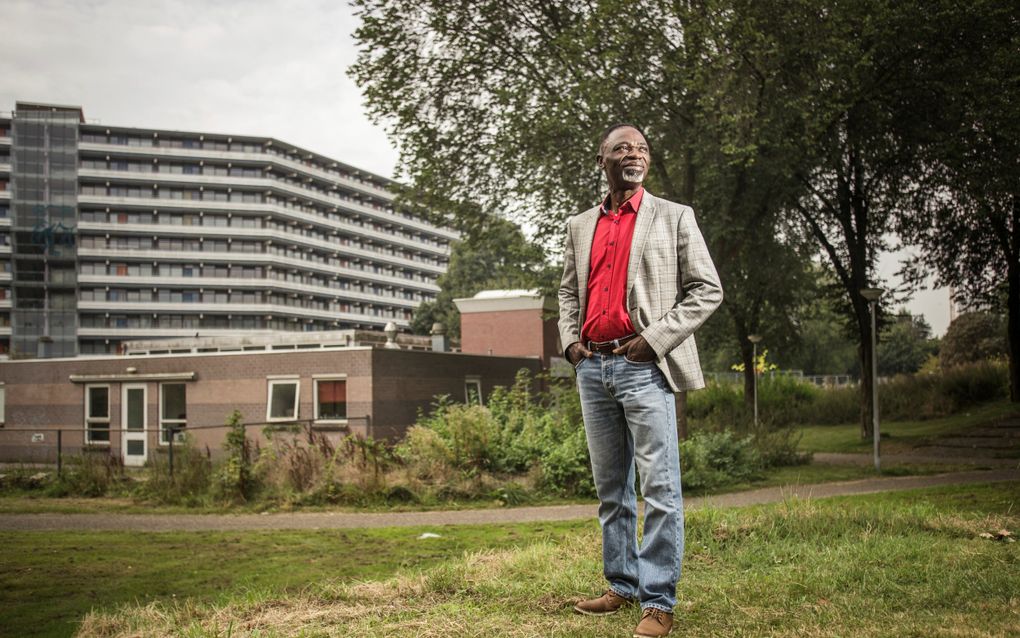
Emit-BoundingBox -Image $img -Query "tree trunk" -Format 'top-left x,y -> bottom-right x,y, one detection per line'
741,342 -> 755,409
1008,258 -> 1020,402
675,392 -> 688,441
857,304 -> 875,440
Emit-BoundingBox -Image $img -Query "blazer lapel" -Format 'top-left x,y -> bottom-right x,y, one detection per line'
627,191 -> 658,296
575,207 -> 600,322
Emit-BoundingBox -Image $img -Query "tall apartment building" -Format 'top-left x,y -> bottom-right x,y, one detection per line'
0,101 -> 455,358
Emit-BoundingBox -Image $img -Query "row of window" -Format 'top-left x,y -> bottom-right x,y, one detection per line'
81,159 -> 263,178
77,270 -> 425,301
78,132 -> 387,190
78,292 -> 411,316
80,183 -> 264,203
76,234 -> 443,271
78,306 -> 412,329
81,378 -> 348,444
78,209 -> 448,251
74,170 -> 445,242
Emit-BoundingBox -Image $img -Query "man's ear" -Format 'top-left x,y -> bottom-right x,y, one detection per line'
596,154 -> 604,168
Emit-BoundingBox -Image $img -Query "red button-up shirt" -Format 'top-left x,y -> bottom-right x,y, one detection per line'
581,188 -> 643,344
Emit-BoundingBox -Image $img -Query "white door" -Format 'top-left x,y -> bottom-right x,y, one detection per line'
121,384 -> 147,466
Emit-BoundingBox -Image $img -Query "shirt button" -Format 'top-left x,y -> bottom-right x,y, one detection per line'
603,287 -> 608,291
609,241 -> 614,246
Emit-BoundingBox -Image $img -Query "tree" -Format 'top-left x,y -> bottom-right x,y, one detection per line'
350,0 -> 976,436
409,216 -> 557,339
878,312 -> 937,376
940,312 -> 1008,369
351,0 -> 824,407
894,0 -> 1019,400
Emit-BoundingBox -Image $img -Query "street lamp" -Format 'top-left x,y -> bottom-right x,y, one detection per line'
748,334 -> 763,427
860,287 -> 884,471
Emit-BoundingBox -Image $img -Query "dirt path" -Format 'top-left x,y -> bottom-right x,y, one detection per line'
2,469 -> 1017,532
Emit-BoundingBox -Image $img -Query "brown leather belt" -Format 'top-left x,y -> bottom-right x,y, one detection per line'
587,334 -> 637,355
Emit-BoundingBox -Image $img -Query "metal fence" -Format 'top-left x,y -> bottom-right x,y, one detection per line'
0,416 -> 371,477
704,370 -> 857,387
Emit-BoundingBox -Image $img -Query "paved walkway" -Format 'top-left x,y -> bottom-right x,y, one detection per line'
813,452 -> 1019,467
2,468 -> 1017,532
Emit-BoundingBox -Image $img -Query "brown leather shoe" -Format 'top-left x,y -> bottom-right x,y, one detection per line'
633,607 -> 673,637
573,589 -> 632,616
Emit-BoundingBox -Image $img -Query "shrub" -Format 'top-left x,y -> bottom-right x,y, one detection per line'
213,410 -> 255,502
680,431 -> 761,491
46,452 -> 125,498
136,438 -> 213,506
398,369 -> 595,497
940,312 -> 1007,368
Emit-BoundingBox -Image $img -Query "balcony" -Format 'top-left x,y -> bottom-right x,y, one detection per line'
77,274 -> 423,309
77,193 -> 456,250
76,247 -> 440,293
77,221 -> 446,274
77,143 -> 458,239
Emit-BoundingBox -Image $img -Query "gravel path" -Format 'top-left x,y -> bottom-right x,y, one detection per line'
2,469 -> 1017,532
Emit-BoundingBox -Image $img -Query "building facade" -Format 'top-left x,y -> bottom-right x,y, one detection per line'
0,341 -> 540,465
0,101 -> 456,358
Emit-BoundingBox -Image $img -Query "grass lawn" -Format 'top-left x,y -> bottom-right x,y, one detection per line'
65,481 -> 1020,637
796,399 -> 1020,454
0,519 -> 596,638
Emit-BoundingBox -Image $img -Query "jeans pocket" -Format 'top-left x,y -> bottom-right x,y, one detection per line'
623,354 -> 655,365
574,356 -> 588,370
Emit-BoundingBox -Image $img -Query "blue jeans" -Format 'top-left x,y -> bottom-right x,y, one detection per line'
575,353 -> 684,612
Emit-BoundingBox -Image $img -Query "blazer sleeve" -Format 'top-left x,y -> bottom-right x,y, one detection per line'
557,220 -> 582,356
640,206 -> 724,358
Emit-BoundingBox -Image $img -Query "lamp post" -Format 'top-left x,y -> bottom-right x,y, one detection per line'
748,334 -> 763,427
860,287 -> 884,471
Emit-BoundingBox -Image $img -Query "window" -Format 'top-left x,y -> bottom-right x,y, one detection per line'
465,378 -> 483,406
85,385 -> 110,443
160,383 -> 187,444
0,384 -> 5,424
314,378 -> 347,421
267,379 -> 299,421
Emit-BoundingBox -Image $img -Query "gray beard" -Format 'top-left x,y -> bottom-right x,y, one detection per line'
622,167 -> 645,183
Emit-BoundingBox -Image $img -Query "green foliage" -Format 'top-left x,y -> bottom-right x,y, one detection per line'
689,361 -> 1009,428
688,374 -> 821,428
680,431 -> 762,491
135,438 -> 213,506
214,410 -> 254,502
399,370 -> 596,497
939,312 -> 1008,369
408,217 -> 559,338
878,312 -> 938,376
46,452 -> 125,498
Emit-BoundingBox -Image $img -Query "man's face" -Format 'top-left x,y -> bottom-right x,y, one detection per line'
597,126 -> 650,188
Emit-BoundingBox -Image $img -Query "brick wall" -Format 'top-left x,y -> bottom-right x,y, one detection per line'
0,347 -> 540,462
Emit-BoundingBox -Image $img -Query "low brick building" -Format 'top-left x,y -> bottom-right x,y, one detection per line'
0,330 -> 540,465
455,289 -> 563,370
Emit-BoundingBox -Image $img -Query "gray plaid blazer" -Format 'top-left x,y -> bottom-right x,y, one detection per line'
558,191 -> 723,392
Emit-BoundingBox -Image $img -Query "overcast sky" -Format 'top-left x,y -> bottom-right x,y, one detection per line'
1,0 -> 952,334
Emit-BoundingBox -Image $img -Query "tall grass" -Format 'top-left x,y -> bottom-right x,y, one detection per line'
689,360 -> 1008,428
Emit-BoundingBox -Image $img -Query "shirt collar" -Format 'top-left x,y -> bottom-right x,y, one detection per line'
600,187 -> 645,216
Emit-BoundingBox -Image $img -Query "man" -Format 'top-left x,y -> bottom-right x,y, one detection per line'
558,123 -> 722,638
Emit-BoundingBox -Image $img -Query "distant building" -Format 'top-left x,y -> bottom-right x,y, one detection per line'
0,101 -> 456,358
0,322 -> 542,465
